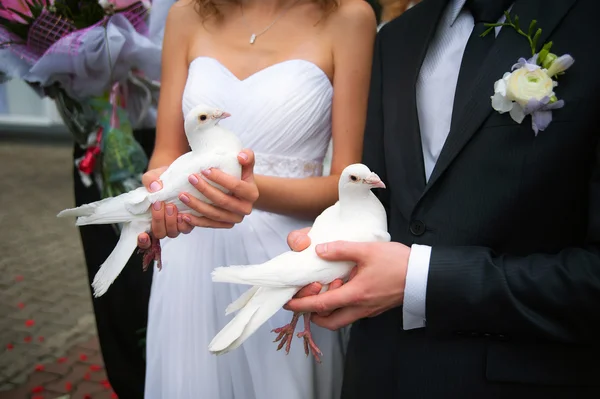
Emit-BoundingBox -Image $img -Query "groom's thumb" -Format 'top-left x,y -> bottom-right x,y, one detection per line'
315,241 -> 369,263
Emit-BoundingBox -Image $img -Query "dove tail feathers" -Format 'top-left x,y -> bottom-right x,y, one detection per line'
208,287 -> 298,355
91,220 -> 149,297
211,251 -> 299,288
57,187 -> 149,225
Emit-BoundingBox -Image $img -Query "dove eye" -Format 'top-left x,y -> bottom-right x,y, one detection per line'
350,175 -> 358,182
199,114 -> 208,121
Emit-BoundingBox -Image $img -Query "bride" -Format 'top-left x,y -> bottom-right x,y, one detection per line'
138,0 -> 376,397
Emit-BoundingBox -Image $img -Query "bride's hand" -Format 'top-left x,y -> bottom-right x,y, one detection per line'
137,149 -> 259,250
181,149 -> 259,226
284,228 -> 347,317
137,166 -> 195,250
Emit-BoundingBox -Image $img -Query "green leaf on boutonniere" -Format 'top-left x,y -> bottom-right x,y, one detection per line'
532,28 -> 542,54
514,15 -> 520,31
537,41 -> 553,65
480,25 -> 495,37
528,20 -> 537,37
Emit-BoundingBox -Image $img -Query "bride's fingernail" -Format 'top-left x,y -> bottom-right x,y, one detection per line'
149,181 -> 161,192
183,215 -> 192,223
138,236 -> 148,244
177,215 -> 183,224
166,206 -> 174,216
292,235 -> 303,248
316,243 -> 328,255
179,194 -> 190,204
152,202 -> 161,211
188,174 -> 199,185
238,152 -> 249,161
201,169 -> 212,176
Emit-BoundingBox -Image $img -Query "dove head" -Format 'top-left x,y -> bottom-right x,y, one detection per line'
339,164 -> 385,196
184,104 -> 231,138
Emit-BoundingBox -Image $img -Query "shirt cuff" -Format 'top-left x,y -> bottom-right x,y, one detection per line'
403,244 -> 432,330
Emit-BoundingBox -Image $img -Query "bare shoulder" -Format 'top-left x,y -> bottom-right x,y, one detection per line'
163,0 -> 202,44
165,0 -> 200,29
327,0 -> 377,33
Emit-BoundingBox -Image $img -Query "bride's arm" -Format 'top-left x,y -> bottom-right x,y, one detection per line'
148,2 -> 194,170
253,1 -> 377,219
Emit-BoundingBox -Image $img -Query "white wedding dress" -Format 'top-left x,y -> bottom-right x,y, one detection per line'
145,57 -> 346,399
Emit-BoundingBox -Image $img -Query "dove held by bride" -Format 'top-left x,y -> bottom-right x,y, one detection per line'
57,104 -> 244,297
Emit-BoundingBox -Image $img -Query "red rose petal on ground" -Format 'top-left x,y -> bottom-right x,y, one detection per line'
15,275 -> 24,282
25,319 -> 35,327
24,336 -> 32,343
111,392 -> 119,399
90,364 -> 103,372
79,353 -> 88,361
31,386 -> 43,393
84,394 -> 92,399
34,364 -> 45,371
57,357 -> 67,363
65,382 -> 72,391
6,343 -> 14,350
84,372 -> 91,380
17,302 -> 25,309
38,336 -> 45,342
101,379 -> 111,389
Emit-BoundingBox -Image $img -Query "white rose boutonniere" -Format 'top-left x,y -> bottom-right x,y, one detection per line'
483,13 -> 574,135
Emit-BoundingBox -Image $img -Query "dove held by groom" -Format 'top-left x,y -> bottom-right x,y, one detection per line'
284,227 -> 411,331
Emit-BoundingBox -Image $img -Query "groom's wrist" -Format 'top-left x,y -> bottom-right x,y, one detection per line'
402,244 -> 431,330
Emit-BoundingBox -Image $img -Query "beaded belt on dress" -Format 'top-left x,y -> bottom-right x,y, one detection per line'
253,153 -> 324,178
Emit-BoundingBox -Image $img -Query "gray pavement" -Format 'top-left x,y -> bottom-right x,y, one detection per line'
0,142 -> 109,398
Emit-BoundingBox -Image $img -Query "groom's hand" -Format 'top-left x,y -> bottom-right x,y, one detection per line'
286,232 -> 410,330
286,229 -> 350,317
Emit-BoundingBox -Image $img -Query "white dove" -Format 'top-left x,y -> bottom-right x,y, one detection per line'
57,104 -> 243,297
209,163 -> 390,362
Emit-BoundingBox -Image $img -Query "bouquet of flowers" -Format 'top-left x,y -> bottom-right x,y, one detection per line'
0,0 -> 162,197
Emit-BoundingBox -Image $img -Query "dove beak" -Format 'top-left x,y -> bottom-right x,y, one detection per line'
364,173 -> 386,189
219,111 -> 231,119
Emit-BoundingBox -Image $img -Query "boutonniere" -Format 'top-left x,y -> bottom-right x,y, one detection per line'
482,13 -> 574,135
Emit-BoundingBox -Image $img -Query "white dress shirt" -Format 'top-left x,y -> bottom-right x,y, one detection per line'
402,0 -> 506,329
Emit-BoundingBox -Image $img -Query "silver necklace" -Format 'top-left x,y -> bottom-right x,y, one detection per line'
240,1 -> 299,45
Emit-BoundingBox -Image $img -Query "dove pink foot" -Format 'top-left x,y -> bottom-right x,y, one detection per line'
272,312 -> 301,354
297,312 -> 323,363
139,234 -> 162,271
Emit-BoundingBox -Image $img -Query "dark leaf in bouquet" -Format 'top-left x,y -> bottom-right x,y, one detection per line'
53,0 -> 106,29
0,17 -> 29,42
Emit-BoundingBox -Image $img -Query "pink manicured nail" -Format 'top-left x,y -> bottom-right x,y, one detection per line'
179,194 -> 190,204
201,169 -> 212,176
149,181 -> 161,192
316,243 -> 328,254
152,202 -> 161,211
188,174 -> 199,185
238,152 -> 248,161
183,215 -> 192,223
138,236 -> 148,244
177,215 -> 183,224
166,206 -> 174,216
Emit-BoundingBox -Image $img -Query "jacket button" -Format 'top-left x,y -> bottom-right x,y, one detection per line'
410,220 -> 426,236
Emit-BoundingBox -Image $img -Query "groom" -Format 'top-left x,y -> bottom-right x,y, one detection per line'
286,0 -> 600,397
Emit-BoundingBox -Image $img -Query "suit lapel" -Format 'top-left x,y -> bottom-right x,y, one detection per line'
384,0 -> 448,212
419,0 -> 577,199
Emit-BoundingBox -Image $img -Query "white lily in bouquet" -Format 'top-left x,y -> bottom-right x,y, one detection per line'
0,0 -> 161,197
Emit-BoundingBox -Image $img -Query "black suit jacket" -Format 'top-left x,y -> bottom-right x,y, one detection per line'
343,0 -> 600,397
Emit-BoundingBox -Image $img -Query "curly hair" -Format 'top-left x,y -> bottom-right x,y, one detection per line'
378,0 -> 420,22
193,0 -> 339,19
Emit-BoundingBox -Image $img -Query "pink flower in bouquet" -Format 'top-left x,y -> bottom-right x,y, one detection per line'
0,0 -> 51,23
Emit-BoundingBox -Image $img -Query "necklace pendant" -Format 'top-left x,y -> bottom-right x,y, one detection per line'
249,33 -> 256,44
